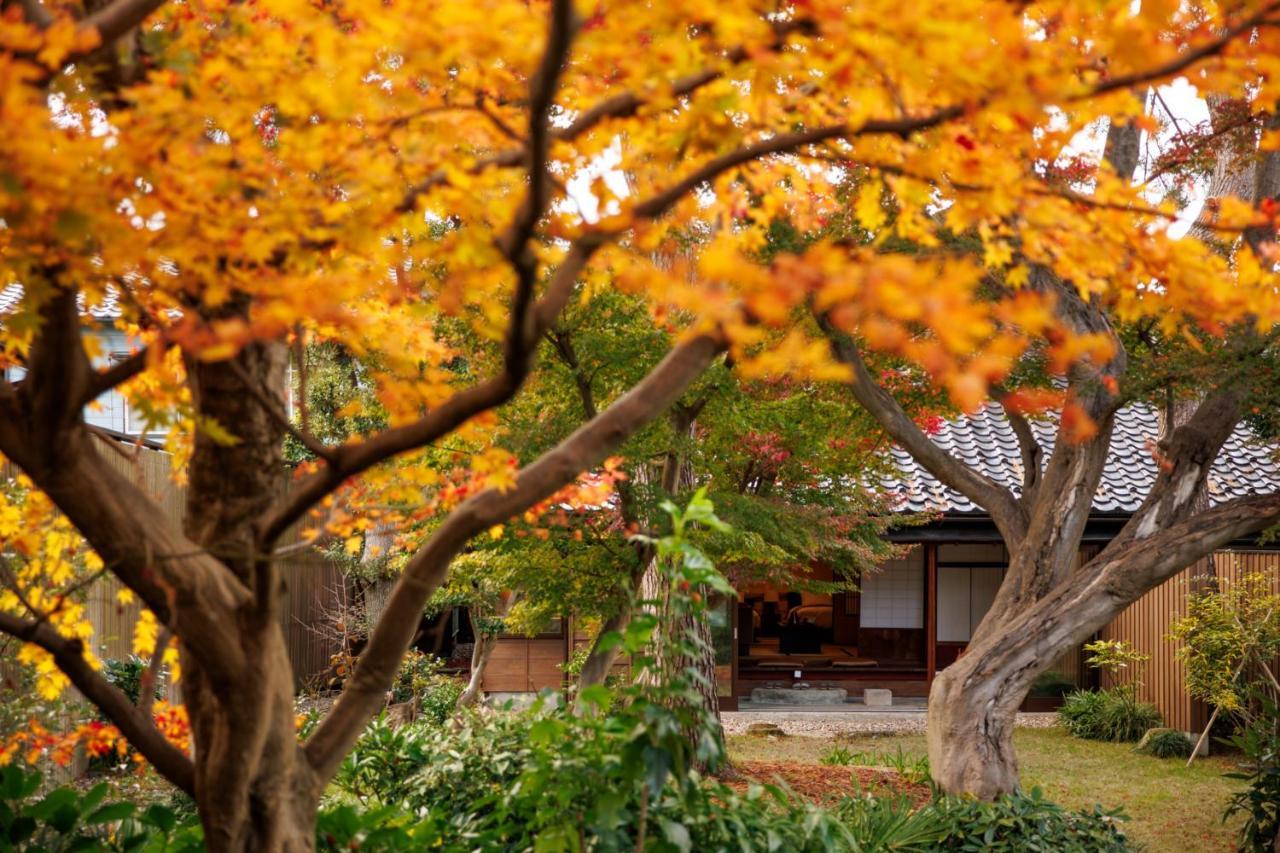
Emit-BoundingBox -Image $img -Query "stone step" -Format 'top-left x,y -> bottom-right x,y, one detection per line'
749,686 -> 848,706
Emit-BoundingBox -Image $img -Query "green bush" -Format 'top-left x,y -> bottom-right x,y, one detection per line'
1225,696 -> 1280,852
1059,688 -> 1161,742
933,787 -> 1131,851
1029,670 -> 1078,699
333,700 -> 880,851
1135,728 -> 1194,759
333,714 -> 433,804
390,650 -> 465,724
0,764 -> 203,852
102,657 -> 162,707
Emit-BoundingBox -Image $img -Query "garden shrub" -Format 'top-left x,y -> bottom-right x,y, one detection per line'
1224,695 -> 1280,853
1029,670 -> 1077,699
1135,727 -> 1194,759
332,699 -> 871,851
102,657 -> 162,707
333,714 -> 435,804
1059,688 -> 1161,742
390,650 -> 465,724
932,787 -> 1131,851
0,764 -> 203,852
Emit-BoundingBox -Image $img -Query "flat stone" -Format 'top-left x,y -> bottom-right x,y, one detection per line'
745,722 -> 787,737
751,686 -> 848,706
863,688 -> 893,707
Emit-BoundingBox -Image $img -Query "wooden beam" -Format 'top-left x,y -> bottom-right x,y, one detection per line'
926,543 -> 938,687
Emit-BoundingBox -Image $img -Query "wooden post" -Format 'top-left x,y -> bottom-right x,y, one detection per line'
926,542 -> 938,687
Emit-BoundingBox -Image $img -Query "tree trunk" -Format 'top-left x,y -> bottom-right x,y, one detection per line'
576,607 -> 630,691
184,637 -> 319,851
638,560 -> 725,771
926,631 -> 1046,797
456,630 -> 496,708
181,332 -> 322,851
628,405 -> 728,770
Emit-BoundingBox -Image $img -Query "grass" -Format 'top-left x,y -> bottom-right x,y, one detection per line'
727,726 -> 1246,852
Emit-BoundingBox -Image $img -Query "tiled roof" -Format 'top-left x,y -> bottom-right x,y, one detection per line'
879,403 -> 1280,515
0,283 -> 122,320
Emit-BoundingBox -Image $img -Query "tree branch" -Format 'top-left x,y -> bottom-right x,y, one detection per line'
0,612 -> 194,794
496,0 -> 579,370
395,18 -> 816,214
821,320 -> 1029,544
1104,387 -> 1244,552
79,338 -> 172,410
17,0 -> 54,28
1003,407 -> 1043,504
79,0 -> 168,46
1086,1 -> 1280,98
304,332 -> 726,780
136,626 -> 171,719
226,357 -> 333,463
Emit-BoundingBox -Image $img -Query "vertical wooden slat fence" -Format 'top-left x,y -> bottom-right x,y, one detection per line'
1100,550 -> 1280,733
3,439 -> 345,696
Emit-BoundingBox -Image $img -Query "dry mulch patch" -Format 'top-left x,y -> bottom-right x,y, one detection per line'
729,761 -> 932,807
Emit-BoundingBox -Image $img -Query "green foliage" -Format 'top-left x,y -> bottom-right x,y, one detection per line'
1083,640 -> 1149,687
931,787 -> 1131,851
1059,689 -> 1162,743
390,650 -> 464,724
821,745 -> 856,766
1028,670 -> 1077,699
1169,572 -> 1280,716
831,796 -> 949,851
332,702 -> 961,851
819,746 -> 930,786
102,657 -> 161,708
0,765 -> 202,852
1134,728 -> 1194,759
1224,694 -> 1280,852
333,714 -> 432,804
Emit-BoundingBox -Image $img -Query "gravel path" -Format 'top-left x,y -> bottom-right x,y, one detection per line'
722,710 -> 1059,737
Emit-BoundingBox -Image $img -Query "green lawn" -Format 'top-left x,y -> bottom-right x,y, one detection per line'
727,727 -> 1246,852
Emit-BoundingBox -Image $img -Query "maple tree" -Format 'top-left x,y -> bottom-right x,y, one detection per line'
3,0 -> 1280,846
812,58 -> 1280,801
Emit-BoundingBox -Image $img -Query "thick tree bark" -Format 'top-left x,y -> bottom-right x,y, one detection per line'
180,332 -> 322,852
631,403 -> 730,772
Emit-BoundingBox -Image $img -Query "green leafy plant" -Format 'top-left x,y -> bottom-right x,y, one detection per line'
1059,689 -> 1161,743
1135,728 -> 1194,759
821,745 -> 855,766
1224,693 -> 1280,852
1084,639 -> 1149,704
1169,572 -> 1280,717
1029,670 -> 1078,699
102,657 -> 162,708
820,746 -> 930,786
932,787 -> 1131,851
333,714 -> 433,805
389,650 -> 465,724
833,796 -> 948,851
0,764 -> 203,852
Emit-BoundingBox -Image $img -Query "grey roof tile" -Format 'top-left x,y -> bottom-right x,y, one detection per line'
0,283 -> 121,320
883,403 -> 1280,515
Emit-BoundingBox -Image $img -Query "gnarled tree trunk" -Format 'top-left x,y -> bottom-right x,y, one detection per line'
181,332 -> 322,851
827,116 -> 1280,798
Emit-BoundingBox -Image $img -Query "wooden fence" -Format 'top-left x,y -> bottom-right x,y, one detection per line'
1100,549 -> 1280,733
3,437 -> 345,692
